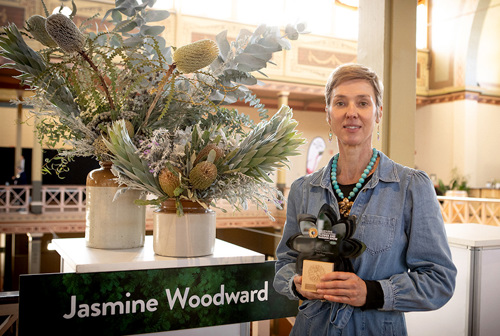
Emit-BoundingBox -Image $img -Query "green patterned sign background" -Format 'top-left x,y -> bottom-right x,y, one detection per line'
19,261 -> 297,335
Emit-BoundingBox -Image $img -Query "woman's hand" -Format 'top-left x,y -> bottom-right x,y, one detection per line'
315,271 -> 367,307
293,275 -> 325,300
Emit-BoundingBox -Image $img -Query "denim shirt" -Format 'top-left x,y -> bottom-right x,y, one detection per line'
274,151 -> 456,335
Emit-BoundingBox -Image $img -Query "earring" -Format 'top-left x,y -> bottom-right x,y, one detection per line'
328,129 -> 333,142
377,125 -> 380,141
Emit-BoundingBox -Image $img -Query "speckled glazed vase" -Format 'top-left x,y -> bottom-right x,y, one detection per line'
153,199 -> 216,257
85,161 -> 145,249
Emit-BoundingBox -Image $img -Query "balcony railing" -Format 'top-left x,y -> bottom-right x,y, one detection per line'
1,186 -> 499,227
0,185 -> 86,213
0,185 -> 286,232
437,195 -> 500,226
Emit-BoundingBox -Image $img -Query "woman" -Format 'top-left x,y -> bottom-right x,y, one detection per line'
274,63 -> 456,335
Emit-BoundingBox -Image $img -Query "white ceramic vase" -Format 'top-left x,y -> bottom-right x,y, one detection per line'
85,161 -> 146,249
153,200 -> 216,257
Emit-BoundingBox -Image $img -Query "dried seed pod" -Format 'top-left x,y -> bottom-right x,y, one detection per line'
194,143 -> 223,165
173,39 -> 219,74
158,168 -> 180,198
93,136 -> 110,158
45,13 -> 85,53
122,119 -> 135,138
26,15 -> 58,48
189,161 -> 217,190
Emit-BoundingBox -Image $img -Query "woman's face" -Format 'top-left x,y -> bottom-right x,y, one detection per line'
327,79 -> 381,149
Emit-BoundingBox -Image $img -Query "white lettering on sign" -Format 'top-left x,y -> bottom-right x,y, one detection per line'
63,293 -> 158,319
62,282 -> 269,319
165,281 -> 269,310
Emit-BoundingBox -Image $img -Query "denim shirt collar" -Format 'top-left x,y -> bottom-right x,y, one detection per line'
310,150 -> 400,191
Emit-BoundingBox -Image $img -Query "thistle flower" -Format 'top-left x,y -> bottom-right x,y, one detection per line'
189,161 -> 217,190
45,13 -> 85,53
173,39 -> 219,74
26,15 -> 57,48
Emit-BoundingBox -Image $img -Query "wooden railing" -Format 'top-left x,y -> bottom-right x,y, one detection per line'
437,195 -> 500,226
0,185 -> 86,213
1,186 -> 499,227
0,185 -> 285,233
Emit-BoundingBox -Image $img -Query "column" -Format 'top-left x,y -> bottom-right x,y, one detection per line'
15,91 -> 23,176
27,233 -> 44,274
358,0 -> 417,167
276,91 -> 289,195
31,116 -> 43,214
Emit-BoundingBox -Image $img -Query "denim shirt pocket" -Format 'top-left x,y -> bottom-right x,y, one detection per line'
330,303 -> 354,329
357,214 -> 396,255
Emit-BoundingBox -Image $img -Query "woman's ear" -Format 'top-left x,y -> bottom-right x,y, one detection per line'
325,107 -> 330,123
376,106 -> 383,123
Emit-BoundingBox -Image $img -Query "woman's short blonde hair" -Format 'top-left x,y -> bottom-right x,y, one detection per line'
325,63 -> 384,111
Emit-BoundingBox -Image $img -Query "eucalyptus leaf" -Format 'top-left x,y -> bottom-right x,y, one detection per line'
144,10 -> 170,22
122,36 -> 144,47
115,19 -> 138,33
234,54 -> 267,72
140,25 -> 165,36
215,30 -> 230,60
111,9 -> 122,23
116,5 -> 137,17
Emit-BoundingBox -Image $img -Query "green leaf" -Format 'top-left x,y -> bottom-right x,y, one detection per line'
144,10 -> 170,22
140,25 -> 165,36
115,19 -> 138,33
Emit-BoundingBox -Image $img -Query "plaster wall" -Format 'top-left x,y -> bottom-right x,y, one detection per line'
415,100 -> 500,187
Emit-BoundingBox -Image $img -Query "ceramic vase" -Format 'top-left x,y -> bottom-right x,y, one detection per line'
153,199 -> 216,257
85,161 -> 146,249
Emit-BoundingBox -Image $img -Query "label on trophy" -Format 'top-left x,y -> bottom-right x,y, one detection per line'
301,260 -> 335,292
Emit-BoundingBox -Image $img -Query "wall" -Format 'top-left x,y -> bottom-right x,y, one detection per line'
2,0 -> 500,190
0,105 -> 35,148
415,98 -> 500,187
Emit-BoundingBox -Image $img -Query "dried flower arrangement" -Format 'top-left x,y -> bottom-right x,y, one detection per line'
0,0 -> 307,215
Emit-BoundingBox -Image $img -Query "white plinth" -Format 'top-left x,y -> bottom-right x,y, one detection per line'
52,236 -> 266,336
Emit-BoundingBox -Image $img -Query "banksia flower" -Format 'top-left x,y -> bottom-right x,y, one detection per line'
26,15 -> 57,48
158,168 -> 180,197
45,13 -> 115,110
45,13 -> 85,53
93,136 -> 110,158
122,119 -> 135,137
189,161 -> 217,190
173,39 -> 219,74
194,143 -> 223,165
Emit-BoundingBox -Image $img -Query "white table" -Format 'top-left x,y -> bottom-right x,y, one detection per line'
406,223 -> 500,336
52,236 -> 266,336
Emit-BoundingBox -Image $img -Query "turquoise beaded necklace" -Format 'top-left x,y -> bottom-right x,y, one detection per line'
331,148 -> 378,216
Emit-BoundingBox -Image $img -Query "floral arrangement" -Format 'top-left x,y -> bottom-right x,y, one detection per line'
0,0 -> 307,215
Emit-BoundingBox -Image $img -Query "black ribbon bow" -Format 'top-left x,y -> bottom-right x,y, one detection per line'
286,203 -> 366,274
